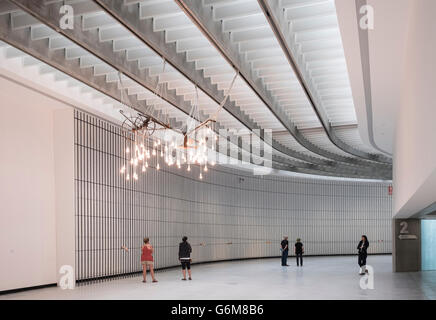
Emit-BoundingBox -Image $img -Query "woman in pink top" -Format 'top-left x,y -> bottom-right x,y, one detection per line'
141,237 -> 157,283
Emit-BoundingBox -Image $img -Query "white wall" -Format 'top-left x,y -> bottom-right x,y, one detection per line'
0,76 -> 75,291
393,0 -> 436,218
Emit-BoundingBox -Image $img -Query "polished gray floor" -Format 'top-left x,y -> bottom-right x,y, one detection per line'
2,255 -> 435,300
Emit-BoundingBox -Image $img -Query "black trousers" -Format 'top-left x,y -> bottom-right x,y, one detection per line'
181,260 -> 191,270
296,253 -> 303,266
281,249 -> 288,266
358,253 -> 367,267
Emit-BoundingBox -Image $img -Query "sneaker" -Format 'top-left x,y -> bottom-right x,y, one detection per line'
188,277 -> 192,280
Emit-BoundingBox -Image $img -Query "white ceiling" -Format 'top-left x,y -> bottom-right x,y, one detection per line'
0,0 -> 394,179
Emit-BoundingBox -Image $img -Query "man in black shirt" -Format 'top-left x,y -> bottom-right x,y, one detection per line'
179,236 -> 193,280
295,238 -> 304,266
280,236 -> 289,266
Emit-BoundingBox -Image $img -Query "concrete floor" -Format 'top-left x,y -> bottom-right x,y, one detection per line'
2,255 -> 436,300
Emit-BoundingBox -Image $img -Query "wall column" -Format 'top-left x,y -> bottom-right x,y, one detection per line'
393,219 -> 421,272
53,108 -> 75,287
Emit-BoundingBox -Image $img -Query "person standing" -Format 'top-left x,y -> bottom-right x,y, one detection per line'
295,238 -> 304,267
357,235 -> 369,275
141,237 -> 158,283
179,236 -> 192,280
280,236 -> 289,266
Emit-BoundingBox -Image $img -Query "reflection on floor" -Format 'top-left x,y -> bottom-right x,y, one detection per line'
1,255 -> 436,300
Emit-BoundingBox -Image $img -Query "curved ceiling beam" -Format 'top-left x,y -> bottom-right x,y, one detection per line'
257,0 -> 392,165
0,2 -> 389,179
354,0 -> 393,156
175,0 -> 392,175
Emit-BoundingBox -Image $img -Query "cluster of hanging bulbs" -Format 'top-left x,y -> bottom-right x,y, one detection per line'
117,62 -> 238,182
119,127 -> 218,181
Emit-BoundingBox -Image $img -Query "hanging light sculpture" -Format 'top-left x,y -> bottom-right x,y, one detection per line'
118,59 -> 239,181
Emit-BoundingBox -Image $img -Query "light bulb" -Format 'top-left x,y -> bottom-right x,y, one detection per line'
130,158 -> 134,165
133,173 -> 138,180
160,150 -> 163,157
145,161 -> 149,168
126,147 -> 130,153
199,173 -> 203,179
126,174 -> 130,180
152,149 -> 156,156
156,163 -> 160,170
211,161 -> 216,166
204,165 -> 208,172
120,166 -> 126,174
142,165 -> 146,172
187,165 -> 191,172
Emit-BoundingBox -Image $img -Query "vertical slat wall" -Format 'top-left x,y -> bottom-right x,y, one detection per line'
74,110 -> 393,282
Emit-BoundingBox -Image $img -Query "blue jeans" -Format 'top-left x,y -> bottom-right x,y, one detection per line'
281,249 -> 288,266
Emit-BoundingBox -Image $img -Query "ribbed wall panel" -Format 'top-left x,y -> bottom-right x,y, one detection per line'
74,110 -> 392,282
